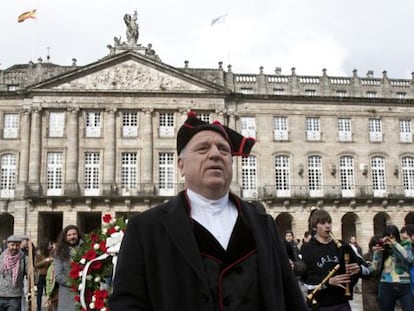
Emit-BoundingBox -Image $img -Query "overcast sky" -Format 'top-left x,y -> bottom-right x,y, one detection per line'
1,0 -> 414,78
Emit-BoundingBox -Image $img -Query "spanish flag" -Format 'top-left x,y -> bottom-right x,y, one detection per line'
18,9 -> 37,23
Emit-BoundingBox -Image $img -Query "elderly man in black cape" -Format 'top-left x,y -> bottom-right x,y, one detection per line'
109,111 -> 306,310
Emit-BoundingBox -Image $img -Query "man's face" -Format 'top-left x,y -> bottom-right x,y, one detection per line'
401,231 -> 409,241
315,221 -> 332,240
178,130 -> 233,199
65,229 -> 79,246
285,232 -> 294,242
7,241 -> 21,256
20,239 -> 28,249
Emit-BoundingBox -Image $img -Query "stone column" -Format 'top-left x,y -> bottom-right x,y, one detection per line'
28,108 -> 42,194
66,107 -> 79,195
141,109 -> 153,193
228,113 -> 241,195
16,109 -> 31,196
103,108 -> 117,195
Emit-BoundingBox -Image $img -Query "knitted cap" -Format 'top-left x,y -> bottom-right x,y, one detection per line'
177,111 -> 255,156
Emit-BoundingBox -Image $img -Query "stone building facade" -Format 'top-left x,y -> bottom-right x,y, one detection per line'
1,26 -> 414,252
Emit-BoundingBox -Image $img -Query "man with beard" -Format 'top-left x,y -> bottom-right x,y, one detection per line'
110,111 -> 306,310
54,225 -> 82,311
0,235 -> 27,311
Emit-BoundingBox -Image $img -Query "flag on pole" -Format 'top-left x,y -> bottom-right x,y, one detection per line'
211,14 -> 227,26
18,9 -> 37,23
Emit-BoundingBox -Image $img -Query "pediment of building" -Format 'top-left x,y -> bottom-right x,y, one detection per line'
31,52 -> 223,93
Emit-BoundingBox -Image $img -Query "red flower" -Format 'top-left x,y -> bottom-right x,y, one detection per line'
83,249 -> 97,261
70,263 -> 82,280
94,289 -> 109,299
91,261 -> 102,270
90,232 -> 99,243
103,214 -> 112,223
99,240 -> 108,252
94,299 -> 105,309
107,227 -> 117,235
74,295 -> 80,302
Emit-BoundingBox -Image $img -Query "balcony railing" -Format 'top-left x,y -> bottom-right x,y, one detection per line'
13,182 -> 413,201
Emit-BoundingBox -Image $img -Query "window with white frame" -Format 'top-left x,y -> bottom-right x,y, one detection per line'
399,120 -> 412,143
336,90 -> 348,98
337,118 -> 352,142
0,154 -> 16,198
275,155 -> 290,197
402,156 -> 414,197
3,113 -> 19,139
159,152 -> 174,195
122,112 -> 138,137
240,87 -> 253,95
85,112 -> 101,137
197,113 -> 211,123
47,152 -> 63,195
305,89 -> 316,96
339,156 -> 355,197
240,117 -> 256,138
369,118 -> 382,142
121,152 -> 137,195
273,116 -> 288,141
159,112 -> 174,137
371,156 -> 386,197
273,88 -> 285,95
308,155 -> 323,197
241,156 -> 257,198
49,112 -> 65,137
84,152 -> 100,195
397,92 -> 406,100
306,117 -> 321,141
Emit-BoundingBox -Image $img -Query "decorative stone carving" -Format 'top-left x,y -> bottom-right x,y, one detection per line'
52,60 -> 205,91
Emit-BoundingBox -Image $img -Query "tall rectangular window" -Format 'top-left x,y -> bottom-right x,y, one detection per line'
159,113 -> 174,137
197,113 -> 211,123
240,87 -> 253,95
121,152 -> 137,195
241,156 -> 257,198
47,152 -> 63,195
399,120 -> 412,143
306,117 -> 321,141
0,154 -> 16,198
305,89 -> 316,96
85,112 -> 101,137
159,152 -> 174,195
273,88 -> 285,95
367,91 -> 377,98
338,118 -> 352,142
84,152 -> 100,195
339,156 -> 355,197
3,113 -> 19,138
402,157 -> 414,197
336,90 -> 348,98
273,116 -> 288,141
49,112 -> 65,137
275,155 -> 290,197
122,112 -> 138,137
308,155 -> 323,197
240,117 -> 256,138
371,156 -> 386,197
369,118 -> 382,142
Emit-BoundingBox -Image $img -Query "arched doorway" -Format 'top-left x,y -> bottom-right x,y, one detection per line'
275,212 -> 293,237
373,212 -> 390,236
404,212 -> 414,225
0,213 -> 14,249
341,212 -> 360,243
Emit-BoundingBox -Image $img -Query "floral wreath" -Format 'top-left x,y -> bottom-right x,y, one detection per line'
69,214 -> 127,311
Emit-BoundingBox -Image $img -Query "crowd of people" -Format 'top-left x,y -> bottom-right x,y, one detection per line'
0,225 -> 82,311
1,112 -> 414,310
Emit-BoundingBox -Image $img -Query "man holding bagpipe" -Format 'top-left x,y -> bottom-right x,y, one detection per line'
298,210 -> 371,311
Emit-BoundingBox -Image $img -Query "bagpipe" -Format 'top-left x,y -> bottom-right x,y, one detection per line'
306,233 -> 362,309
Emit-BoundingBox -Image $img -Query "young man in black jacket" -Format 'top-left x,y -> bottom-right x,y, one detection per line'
299,210 -> 370,311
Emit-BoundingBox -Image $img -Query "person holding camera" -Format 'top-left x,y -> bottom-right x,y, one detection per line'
370,224 -> 414,311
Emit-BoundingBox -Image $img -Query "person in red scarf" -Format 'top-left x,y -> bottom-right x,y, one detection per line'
0,234 -> 27,311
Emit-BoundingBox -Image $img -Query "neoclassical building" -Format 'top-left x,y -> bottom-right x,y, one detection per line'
1,16 -> 414,251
